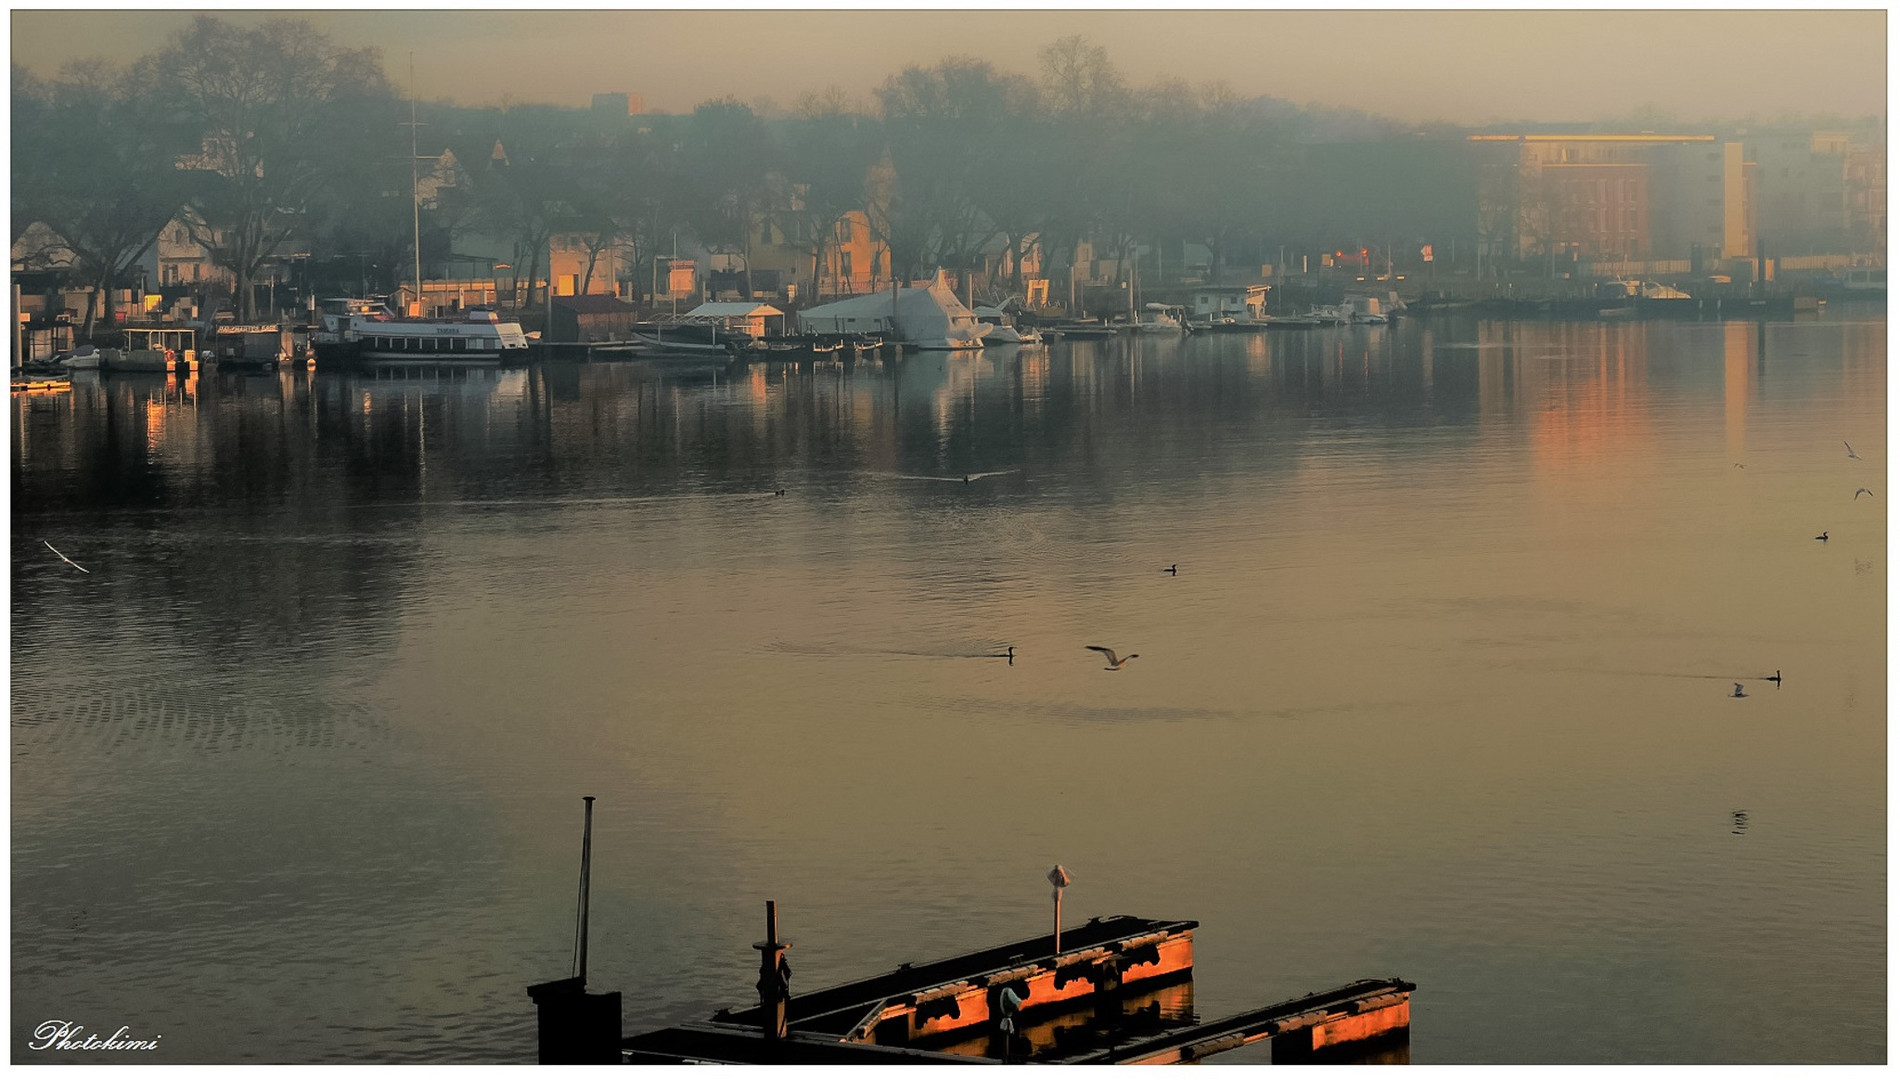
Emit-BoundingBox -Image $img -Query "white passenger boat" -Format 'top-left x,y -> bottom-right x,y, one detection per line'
313,299 -> 529,366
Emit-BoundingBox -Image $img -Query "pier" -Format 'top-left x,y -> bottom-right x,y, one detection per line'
532,903 -> 1414,1064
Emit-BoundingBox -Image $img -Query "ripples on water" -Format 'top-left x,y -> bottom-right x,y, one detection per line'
11,316 -> 1886,1063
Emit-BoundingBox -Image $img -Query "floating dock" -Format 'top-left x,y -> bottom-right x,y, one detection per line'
535,905 -> 1413,1065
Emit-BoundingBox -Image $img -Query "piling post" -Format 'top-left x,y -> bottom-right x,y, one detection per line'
754,900 -> 792,1041
577,796 -> 594,984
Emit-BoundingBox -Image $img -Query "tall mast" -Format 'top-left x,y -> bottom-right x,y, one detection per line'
410,53 -> 422,314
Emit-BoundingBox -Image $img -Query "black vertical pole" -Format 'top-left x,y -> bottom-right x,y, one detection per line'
755,900 -> 790,1041
578,796 -> 594,985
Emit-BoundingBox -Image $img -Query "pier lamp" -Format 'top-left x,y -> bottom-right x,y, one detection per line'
1048,864 -> 1072,954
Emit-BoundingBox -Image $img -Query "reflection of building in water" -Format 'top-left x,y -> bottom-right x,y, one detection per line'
1723,321 -> 1752,463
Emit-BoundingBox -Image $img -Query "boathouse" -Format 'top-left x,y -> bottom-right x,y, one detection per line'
549,295 -> 637,343
1190,284 -> 1271,322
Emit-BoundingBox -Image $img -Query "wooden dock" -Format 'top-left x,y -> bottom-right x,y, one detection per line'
525,810 -> 1412,1065
545,909 -> 1413,1065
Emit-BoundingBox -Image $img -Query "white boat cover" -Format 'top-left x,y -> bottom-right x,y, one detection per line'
795,271 -> 989,349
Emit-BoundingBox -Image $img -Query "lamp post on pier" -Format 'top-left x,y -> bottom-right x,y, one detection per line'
1048,864 -> 1072,955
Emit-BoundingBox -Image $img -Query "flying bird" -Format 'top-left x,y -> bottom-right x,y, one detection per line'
42,540 -> 89,574
1733,463 -> 1746,469
1731,683 -> 1748,698
1854,488 -> 1874,500
1844,441 -> 1861,460
1085,646 -> 1139,670
1815,531 -> 1829,542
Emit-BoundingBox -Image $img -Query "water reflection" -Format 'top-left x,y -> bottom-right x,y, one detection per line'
11,314 -> 1887,1064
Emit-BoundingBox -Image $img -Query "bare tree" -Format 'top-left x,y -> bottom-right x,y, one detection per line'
144,16 -> 397,320
12,60 -> 197,339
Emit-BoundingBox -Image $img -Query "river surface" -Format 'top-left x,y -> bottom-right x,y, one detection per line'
11,313 -> 1886,1064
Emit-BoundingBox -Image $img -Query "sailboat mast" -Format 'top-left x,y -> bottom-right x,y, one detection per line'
410,53 -> 422,316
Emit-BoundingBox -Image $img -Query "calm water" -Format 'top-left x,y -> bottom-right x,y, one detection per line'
11,314 -> 1886,1064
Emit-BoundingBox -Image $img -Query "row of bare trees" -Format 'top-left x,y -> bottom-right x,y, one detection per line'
14,17 -> 1435,335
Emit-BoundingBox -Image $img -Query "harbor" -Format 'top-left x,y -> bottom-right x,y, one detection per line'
10,9 -> 1883,1067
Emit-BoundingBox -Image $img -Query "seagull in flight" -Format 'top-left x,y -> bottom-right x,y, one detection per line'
1845,441 -> 1862,460
1731,683 -> 1748,698
1086,646 -> 1139,670
42,540 -> 89,574
1855,488 -> 1874,500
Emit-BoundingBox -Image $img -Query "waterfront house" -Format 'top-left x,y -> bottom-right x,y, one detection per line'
1190,284 -> 1271,322
10,221 -> 78,277
548,232 -> 628,299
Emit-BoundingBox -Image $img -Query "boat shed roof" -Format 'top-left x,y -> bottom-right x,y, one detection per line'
687,302 -> 785,318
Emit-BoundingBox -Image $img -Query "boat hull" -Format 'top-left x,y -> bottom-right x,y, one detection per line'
314,340 -> 511,366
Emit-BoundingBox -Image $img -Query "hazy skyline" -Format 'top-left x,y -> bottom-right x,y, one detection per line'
10,8 -> 1888,126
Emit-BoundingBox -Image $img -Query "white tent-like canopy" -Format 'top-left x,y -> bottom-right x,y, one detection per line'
794,272 -> 989,350
684,302 -> 785,338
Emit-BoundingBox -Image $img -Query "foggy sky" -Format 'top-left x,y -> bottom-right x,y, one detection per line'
9,7 -> 1888,125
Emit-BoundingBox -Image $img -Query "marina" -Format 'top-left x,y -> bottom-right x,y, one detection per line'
9,9 -> 1884,1065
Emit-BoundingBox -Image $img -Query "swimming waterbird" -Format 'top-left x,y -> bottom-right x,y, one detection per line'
1767,670 -> 1782,686
1086,646 -> 1139,670
1815,531 -> 1829,542
1163,564 -> 1177,575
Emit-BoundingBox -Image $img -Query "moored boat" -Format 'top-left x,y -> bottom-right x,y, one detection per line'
1134,303 -> 1187,334
313,298 -> 529,367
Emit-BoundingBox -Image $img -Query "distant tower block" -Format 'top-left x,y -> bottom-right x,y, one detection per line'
591,92 -> 642,116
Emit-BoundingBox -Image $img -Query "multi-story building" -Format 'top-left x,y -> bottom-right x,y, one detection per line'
1647,139 -> 1754,266
1470,133 -> 1753,270
1746,127 -> 1885,259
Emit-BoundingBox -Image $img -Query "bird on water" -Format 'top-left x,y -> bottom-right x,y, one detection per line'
1163,564 -> 1177,575
1768,670 -> 1782,686
1815,531 -> 1829,542
1086,646 -> 1139,670
1845,441 -> 1862,460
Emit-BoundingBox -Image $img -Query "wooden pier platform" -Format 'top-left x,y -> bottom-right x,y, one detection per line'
588,913 -> 1413,1065
1058,976 -> 1416,1064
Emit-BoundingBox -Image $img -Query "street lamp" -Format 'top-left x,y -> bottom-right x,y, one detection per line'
1047,864 -> 1072,955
